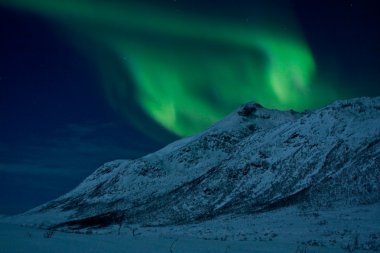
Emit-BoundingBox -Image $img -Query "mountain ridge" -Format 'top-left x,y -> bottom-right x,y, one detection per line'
10,97 -> 380,232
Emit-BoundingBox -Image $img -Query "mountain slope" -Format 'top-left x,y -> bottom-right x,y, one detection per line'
13,97 -> 380,230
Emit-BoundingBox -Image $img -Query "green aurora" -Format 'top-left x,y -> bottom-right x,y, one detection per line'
1,0 -> 341,138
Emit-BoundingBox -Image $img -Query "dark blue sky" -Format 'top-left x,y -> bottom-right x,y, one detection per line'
0,0 -> 379,214
0,6 -> 163,214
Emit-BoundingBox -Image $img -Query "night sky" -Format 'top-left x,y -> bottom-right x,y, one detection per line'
0,0 -> 379,214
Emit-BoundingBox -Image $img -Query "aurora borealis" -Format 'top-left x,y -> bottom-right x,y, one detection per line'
0,0 -> 337,137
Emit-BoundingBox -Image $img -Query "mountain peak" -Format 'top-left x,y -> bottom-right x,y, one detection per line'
12,97 -> 380,234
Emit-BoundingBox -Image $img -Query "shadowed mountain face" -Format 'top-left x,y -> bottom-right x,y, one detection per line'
14,97 -> 380,230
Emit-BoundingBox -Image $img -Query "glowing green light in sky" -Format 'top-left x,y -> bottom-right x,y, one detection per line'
1,0 -> 339,138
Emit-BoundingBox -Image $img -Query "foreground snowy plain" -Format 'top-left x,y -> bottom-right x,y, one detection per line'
1,203 -> 379,253
0,223 -> 349,253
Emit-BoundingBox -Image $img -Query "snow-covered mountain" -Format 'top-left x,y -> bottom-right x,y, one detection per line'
13,97 -> 380,234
